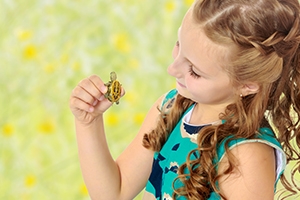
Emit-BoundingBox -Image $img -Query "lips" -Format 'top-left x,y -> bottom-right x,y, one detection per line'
177,81 -> 186,88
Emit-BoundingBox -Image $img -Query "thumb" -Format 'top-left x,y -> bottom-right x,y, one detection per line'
121,87 -> 125,97
93,97 -> 113,114
100,85 -> 108,94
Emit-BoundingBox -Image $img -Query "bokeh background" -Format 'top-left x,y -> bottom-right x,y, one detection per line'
0,0 -> 299,199
0,0 -> 191,199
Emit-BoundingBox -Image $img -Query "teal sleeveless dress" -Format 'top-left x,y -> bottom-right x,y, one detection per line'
144,89 -> 286,200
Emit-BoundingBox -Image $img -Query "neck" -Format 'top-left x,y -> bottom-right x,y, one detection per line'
189,103 -> 225,125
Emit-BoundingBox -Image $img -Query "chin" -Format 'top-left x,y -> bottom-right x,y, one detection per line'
176,88 -> 195,101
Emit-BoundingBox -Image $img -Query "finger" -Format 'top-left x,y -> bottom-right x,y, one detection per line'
70,96 -> 94,113
77,77 -> 102,101
121,87 -> 125,97
88,75 -> 108,96
72,85 -> 95,106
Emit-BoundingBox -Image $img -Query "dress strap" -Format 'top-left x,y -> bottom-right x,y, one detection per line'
160,89 -> 178,111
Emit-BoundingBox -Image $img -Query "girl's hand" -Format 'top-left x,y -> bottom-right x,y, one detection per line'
69,75 -> 122,124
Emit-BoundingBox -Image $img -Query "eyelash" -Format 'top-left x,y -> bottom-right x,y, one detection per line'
189,66 -> 201,79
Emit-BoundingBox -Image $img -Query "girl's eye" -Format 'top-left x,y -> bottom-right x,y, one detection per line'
176,41 -> 179,47
189,66 -> 201,79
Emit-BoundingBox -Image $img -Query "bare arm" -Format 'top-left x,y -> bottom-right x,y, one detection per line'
218,143 -> 276,200
70,75 -> 163,200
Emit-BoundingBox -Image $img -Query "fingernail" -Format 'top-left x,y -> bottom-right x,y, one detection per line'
99,95 -> 105,101
93,100 -> 98,106
100,85 -> 107,93
89,107 -> 94,112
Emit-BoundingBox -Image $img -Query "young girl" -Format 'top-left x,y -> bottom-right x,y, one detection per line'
69,0 -> 300,199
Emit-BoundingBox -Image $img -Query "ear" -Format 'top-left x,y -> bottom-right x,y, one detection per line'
240,82 -> 260,97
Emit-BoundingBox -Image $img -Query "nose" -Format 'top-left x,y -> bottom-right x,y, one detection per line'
167,57 -> 184,78
167,61 -> 177,77
168,49 -> 182,78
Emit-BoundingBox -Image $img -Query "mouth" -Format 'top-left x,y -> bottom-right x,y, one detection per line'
177,81 -> 186,88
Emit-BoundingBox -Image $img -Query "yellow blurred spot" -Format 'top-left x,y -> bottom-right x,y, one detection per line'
44,64 -> 56,73
16,30 -> 33,41
165,2 -> 176,12
72,62 -> 81,71
60,54 -> 69,64
80,184 -> 89,195
2,123 -> 14,136
129,59 -> 139,69
134,113 -> 145,125
107,113 -> 119,126
24,175 -> 36,187
184,0 -> 194,6
172,81 -> 176,88
113,33 -> 131,53
38,120 -> 55,134
21,194 -> 31,200
23,44 -> 37,59
123,91 -> 137,103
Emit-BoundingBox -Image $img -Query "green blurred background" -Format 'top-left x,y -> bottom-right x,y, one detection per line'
0,0 -> 192,199
0,0 -> 298,199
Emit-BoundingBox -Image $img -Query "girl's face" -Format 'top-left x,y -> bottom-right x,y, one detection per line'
167,9 -> 238,109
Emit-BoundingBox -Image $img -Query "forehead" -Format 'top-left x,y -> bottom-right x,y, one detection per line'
180,9 -> 232,71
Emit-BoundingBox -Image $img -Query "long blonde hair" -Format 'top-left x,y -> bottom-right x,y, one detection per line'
143,0 -> 300,199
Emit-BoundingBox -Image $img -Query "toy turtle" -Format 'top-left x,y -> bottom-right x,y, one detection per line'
104,72 -> 122,104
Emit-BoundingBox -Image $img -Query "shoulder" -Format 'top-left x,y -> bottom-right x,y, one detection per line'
218,142 -> 276,199
215,126 -> 287,200
216,127 -> 286,182
160,89 -> 178,110
138,89 -> 178,130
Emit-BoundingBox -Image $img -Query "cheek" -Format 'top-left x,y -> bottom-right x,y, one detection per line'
185,77 -> 201,92
185,78 -> 217,97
